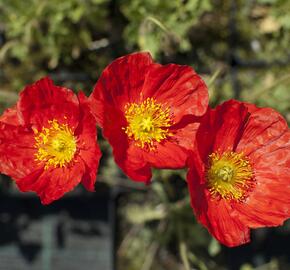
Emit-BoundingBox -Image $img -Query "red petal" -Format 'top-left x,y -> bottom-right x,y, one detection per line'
171,118 -> 200,151
144,140 -> 188,169
76,92 -> 102,191
234,130 -> 290,227
17,158 -> 86,205
0,123 -> 40,179
203,199 -> 250,247
101,103 -> 192,181
101,106 -> 151,182
109,131 -> 151,183
119,149 -> 152,183
196,100 -> 249,161
89,52 -> 154,126
0,105 -> 23,125
187,153 -> 250,247
236,105 -> 288,156
16,168 -> 45,192
18,77 -> 80,130
142,64 -> 208,122
91,52 -> 208,181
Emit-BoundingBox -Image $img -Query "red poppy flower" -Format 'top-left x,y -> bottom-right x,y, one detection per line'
187,99 -> 290,247
0,77 -> 101,204
89,52 -> 208,182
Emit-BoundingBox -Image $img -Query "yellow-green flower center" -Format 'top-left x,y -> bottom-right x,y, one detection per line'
123,97 -> 174,150
34,119 -> 77,169
206,151 -> 255,201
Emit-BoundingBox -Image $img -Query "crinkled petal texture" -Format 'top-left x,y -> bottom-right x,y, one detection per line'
187,99 -> 290,247
90,52 -> 208,182
0,77 -> 101,204
18,77 -> 80,130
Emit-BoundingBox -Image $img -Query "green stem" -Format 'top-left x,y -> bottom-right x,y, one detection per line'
248,73 -> 290,101
207,67 -> 223,89
179,240 -> 191,270
145,16 -> 171,35
188,252 -> 208,270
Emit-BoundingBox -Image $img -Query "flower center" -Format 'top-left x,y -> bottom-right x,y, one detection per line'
34,119 -> 77,169
123,97 -> 174,150
206,151 -> 255,201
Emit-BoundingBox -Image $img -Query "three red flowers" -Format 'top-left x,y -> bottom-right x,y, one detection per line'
0,52 -> 289,247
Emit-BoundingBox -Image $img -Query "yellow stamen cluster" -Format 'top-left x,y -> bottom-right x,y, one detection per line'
123,97 -> 174,150
34,119 -> 77,169
206,151 -> 255,201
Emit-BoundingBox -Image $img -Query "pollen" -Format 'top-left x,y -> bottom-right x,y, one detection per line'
123,97 -> 174,150
34,119 -> 77,169
206,151 -> 255,201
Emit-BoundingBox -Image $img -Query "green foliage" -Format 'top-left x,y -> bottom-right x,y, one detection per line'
120,0 -> 212,57
118,180 -> 221,270
0,0 -> 109,93
1,0 -> 108,64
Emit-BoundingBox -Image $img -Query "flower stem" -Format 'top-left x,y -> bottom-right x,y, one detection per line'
145,16 -> 171,35
247,73 -> 290,101
207,66 -> 223,89
179,239 -> 191,270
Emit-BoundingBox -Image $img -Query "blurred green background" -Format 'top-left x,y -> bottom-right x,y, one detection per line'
0,0 -> 289,270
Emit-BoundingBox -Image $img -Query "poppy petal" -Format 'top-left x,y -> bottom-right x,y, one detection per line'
0,123 -> 40,179
172,119 -> 200,151
236,105 -> 288,156
18,77 -> 80,130
0,105 -> 23,125
196,100 -> 249,161
187,153 -> 250,247
76,92 -> 102,191
90,52 -> 209,182
100,102 -> 152,182
110,132 -> 151,183
89,52 -> 153,126
144,141 -> 188,169
17,158 -> 85,205
234,130 -> 290,227
142,64 -> 208,122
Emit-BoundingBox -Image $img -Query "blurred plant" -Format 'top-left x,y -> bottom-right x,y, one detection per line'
117,171 -> 223,270
120,0 -> 212,57
0,0 -> 109,92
